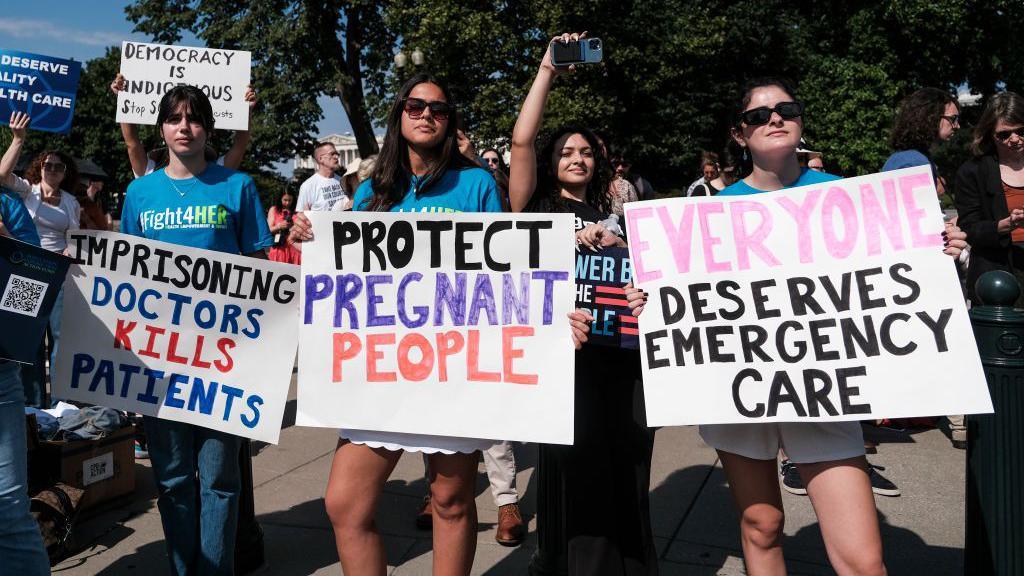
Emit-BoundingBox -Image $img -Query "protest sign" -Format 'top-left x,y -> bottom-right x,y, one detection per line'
575,247 -> 638,349
624,166 -> 992,426
0,49 -> 82,134
52,231 -> 299,443
0,235 -> 71,363
297,212 -> 577,444
116,41 -> 251,131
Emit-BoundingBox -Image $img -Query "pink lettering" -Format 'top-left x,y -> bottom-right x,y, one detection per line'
822,186 -> 858,259
698,203 -> 731,272
626,206 -> 662,282
899,173 -> 943,248
776,188 -> 823,263
730,200 -> 780,270
657,204 -> 696,274
860,179 -> 905,256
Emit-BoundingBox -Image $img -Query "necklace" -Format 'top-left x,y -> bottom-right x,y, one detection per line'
168,176 -> 200,197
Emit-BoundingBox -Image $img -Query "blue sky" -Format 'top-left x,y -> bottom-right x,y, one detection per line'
0,1 -> 356,176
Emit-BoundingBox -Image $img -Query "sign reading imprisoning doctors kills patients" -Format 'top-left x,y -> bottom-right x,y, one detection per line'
116,41 -> 251,131
624,166 -> 993,426
297,212 -> 577,445
52,231 -> 299,443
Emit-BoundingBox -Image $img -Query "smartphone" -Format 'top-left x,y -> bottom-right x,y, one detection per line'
550,37 -> 603,66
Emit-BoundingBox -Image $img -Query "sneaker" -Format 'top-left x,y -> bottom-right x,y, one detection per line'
134,440 -> 149,460
415,495 -> 432,530
867,463 -> 900,497
780,459 -> 806,495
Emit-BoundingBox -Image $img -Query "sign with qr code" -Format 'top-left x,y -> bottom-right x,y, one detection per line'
53,231 -> 299,443
82,451 -> 114,486
0,235 -> 71,364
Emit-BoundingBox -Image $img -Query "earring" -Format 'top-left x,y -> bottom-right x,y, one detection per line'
742,148 -> 749,162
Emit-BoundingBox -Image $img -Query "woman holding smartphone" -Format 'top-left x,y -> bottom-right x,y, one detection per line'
119,85 -> 274,575
288,72 -> 592,574
508,32 -> 658,576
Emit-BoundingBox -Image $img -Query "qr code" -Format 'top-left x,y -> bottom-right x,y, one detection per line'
90,462 -> 107,476
0,274 -> 48,317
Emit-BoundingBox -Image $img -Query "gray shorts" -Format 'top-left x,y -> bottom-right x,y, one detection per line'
699,421 -> 865,464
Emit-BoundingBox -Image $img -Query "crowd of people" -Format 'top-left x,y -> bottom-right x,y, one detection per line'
0,28 -> 1020,576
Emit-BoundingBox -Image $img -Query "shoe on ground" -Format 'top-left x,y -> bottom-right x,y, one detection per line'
415,495 -> 432,530
495,503 -> 526,547
867,463 -> 900,497
780,459 -> 806,496
951,427 -> 967,450
134,440 -> 149,460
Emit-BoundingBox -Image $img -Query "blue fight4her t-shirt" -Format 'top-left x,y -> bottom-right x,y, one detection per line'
120,163 -> 273,254
352,167 -> 502,213
717,167 -> 841,196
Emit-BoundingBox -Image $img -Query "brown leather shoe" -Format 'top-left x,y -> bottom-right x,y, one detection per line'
415,495 -> 432,530
495,503 -> 525,546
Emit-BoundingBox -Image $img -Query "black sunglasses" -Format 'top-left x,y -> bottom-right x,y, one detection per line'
738,101 -> 804,126
995,127 -> 1024,141
43,161 -> 67,173
402,97 -> 452,120
942,114 -> 960,126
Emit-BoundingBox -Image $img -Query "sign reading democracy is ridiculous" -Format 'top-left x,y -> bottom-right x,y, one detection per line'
624,166 -> 992,426
297,212 -> 577,444
116,41 -> 251,131
52,231 -> 299,443
0,49 -> 82,134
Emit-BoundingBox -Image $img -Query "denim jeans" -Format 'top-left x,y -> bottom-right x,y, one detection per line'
20,287 -> 63,408
144,416 -> 242,576
0,361 -> 50,575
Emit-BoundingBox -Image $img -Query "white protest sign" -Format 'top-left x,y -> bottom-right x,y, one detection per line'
624,166 -> 992,426
297,212 -> 577,444
116,41 -> 251,131
53,231 -> 299,443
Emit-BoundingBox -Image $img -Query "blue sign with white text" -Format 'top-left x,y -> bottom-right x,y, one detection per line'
0,49 -> 82,134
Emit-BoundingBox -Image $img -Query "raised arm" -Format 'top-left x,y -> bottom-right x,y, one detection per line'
112,74 -> 149,177
222,85 -> 256,170
508,32 -> 583,212
0,112 -> 29,189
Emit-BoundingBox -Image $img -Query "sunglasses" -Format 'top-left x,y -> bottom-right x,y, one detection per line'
43,161 -> 66,173
942,114 -> 960,126
995,127 -> 1024,141
738,101 -> 805,126
402,97 -> 452,121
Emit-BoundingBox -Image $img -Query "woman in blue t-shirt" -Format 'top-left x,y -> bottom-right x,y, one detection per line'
291,73 -> 591,574
119,85 -> 273,576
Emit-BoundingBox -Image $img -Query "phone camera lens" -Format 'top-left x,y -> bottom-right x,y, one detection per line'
589,39 -> 601,50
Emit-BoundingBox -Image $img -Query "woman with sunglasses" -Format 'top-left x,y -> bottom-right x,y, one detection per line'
289,73 -> 592,574
693,78 -> 888,576
883,87 -> 961,176
508,32 -> 657,576
955,91 -> 1024,306
691,147 -> 738,196
0,111 -> 81,408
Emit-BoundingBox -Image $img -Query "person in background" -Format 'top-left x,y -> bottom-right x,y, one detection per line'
78,179 -> 113,230
807,154 -> 825,172
0,184 -> 50,575
884,87 -> 961,175
685,151 -> 719,196
611,150 -> 655,201
340,158 -> 362,202
691,147 -> 738,196
111,74 -> 257,177
297,141 -> 350,212
0,111 -> 81,409
481,148 -> 509,176
267,189 -> 301,264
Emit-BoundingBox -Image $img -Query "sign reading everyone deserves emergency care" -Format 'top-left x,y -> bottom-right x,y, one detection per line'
297,212 -> 577,445
52,231 -> 299,443
0,49 -> 82,134
116,41 -> 251,131
624,165 -> 993,426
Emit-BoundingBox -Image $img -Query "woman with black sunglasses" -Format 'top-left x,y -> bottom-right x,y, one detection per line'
509,31 -> 657,576
955,91 -> 1024,306
883,87 -> 961,177
288,73 -> 591,574
0,111 -> 81,409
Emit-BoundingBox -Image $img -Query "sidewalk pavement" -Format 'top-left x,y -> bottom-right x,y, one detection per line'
55,377 -> 965,575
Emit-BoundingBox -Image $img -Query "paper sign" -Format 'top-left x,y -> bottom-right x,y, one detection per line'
0,235 -> 71,363
52,231 -> 299,443
574,247 -> 638,349
0,49 -> 82,134
297,212 -> 577,444
116,41 -> 251,131
624,166 -> 992,426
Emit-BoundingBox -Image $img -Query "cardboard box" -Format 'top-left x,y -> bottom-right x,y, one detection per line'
38,425 -> 136,510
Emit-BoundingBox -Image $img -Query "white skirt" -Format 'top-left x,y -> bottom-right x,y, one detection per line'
339,429 -> 496,454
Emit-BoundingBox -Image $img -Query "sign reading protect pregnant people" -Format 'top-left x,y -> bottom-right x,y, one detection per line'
116,41 -> 251,131
51,231 -> 299,443
624,166 -> 992,426
0,49 -> 82,134
297,212 -> 577,444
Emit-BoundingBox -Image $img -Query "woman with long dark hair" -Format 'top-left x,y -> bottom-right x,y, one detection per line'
267,189 -> 301,264
290,72 -> 592,574
884,87 -> 960,173
508,32 -> 657,575
118,85 -> 274,575
955,91 -> 1024,305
